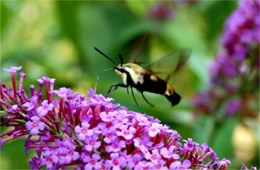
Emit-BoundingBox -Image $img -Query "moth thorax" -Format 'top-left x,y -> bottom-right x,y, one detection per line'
165,84 -> 174,96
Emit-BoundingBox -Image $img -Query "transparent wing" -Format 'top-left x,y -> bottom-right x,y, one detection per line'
128,34 -> 149,63
143,49 -> 191,81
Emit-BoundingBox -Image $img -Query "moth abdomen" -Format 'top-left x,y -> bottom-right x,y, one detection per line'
136,73 -> 167,94
165,91 -> 181,106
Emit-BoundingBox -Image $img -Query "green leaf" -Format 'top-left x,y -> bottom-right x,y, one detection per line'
0,138 -> 33,169
55,1 -> 80,43
75,2 -> 141,77
0,0 -> 24,34
201,0 -> 237,42
193,115 -> 215,144
212,118 -> 238,159
115,21 -> 157,49
125,1 -> 153,17
188,52 -> 209,89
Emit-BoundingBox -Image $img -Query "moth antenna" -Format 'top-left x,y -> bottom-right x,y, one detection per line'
95,68 -> 114,92
119,54 -> 124,66
94,47 -> 118,65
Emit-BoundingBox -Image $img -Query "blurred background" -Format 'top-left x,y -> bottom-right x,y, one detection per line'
1,0 -> 259,169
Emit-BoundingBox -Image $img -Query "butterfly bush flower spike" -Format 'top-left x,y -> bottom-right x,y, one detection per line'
193,0 -> 259,117
0,66 -> 230,169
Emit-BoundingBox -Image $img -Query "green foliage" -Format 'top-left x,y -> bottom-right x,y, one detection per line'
0,138 -> 33,169
193,115 -> 215,144
212,118 -> 238,159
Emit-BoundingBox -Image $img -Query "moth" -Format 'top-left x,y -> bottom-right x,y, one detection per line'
94,47 -> 190,107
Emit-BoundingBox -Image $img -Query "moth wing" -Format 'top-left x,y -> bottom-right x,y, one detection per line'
143,49 -> 191,81
128,34 -> 149,63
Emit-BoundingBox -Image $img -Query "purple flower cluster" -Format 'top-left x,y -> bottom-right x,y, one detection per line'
149,3 -> 175,20
1,66 -> 231,169
212,0 -> 259,77
149,1 -> 198,20
193,0 -> 259,117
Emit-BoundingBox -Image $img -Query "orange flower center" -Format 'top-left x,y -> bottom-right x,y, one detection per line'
90,160 -> 95,165
113,160 -> 119,166
82,129 -> 87,134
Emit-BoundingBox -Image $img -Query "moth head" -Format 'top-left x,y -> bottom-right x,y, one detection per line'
114,64 -> 134,85
114,63 -> 132,75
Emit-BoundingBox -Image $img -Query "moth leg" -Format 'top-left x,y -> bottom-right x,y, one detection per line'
95,68 -> 114,92
126,87 -> 129,94
106,83 -> 127,96
141,92 -> 154,107
130,87 -> 138,106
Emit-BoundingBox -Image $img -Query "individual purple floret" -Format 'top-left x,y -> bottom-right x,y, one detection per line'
170,159 -> 191,169
3,66 -> 22,74
26,116 -> 45,135
1,66 -> 230,169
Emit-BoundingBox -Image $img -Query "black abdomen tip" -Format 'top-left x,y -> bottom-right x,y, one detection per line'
165,92 -> 181,107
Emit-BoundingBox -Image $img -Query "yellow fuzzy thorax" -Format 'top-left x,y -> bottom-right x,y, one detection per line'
122,63 -> 149,74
